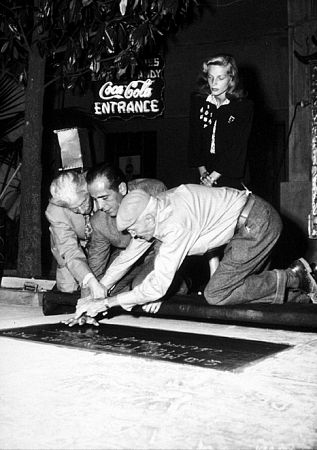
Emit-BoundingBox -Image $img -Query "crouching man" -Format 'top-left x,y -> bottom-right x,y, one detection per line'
74,184 -> 317,321
46,165 -> 167,300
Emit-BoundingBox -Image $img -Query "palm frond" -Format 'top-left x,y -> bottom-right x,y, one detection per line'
0,75 -> 25,162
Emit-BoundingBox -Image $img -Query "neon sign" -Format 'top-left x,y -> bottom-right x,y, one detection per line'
92,57 -> 164,120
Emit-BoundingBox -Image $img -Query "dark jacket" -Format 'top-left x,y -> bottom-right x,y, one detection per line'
188,93 -> 254,189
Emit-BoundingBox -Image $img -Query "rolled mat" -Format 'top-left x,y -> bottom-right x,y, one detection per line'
42,291 -> 317,330
42,291 -> 81,315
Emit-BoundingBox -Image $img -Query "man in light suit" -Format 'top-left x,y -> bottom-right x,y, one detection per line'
45,170 -> 105,298
45,165 -> 167,298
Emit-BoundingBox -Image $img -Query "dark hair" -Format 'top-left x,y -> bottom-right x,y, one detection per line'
195,53 -> 245,99
86,163 -> 127,191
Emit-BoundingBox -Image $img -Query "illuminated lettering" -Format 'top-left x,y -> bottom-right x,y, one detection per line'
150,99 -> 159,112
126,102 -> 135,114
99,79 -> 154,102
124,79 -> 153,99
117,101 -> 126,114
134,101 -> 143,113
94,102 -> 102,114
94,99 -> 161,116
101,102 -> 111,114
98,82 -> 125,100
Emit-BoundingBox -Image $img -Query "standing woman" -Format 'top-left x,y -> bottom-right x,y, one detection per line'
188,54 -> 253,190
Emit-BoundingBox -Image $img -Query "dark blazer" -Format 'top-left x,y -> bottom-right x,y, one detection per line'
88,211 -> 130,279
188,93 -> 254,188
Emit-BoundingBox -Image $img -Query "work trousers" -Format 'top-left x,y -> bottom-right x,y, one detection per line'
204,195 -> 305,305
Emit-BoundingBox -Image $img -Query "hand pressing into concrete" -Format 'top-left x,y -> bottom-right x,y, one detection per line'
86,277 -> 107,300
62,314 -> 100,328
75,296 -> 109,319
62,294 -> 109,327
141,300 -> 162,314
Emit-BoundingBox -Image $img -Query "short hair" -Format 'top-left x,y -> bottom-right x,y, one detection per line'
49,170 -> 87,207
86,163 -> 127,191
195,53 -> 245,99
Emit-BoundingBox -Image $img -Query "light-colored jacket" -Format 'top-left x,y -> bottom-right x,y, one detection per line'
45,203 -> 93,291
45,177 -> 167,292
101,184 -> 248,310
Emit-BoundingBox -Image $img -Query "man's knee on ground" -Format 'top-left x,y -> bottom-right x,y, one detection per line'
203,285 -> 229,305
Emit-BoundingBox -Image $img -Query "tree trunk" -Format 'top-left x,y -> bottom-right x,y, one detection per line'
17,45 -> 45,277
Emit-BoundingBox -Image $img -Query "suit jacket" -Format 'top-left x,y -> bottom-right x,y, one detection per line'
45,177 -> 167,285
88,178 -> 167,279
45,203 -> 95,284
88,211 -> 131,279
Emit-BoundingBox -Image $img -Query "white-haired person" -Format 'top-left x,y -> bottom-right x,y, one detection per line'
46,164 -> 170,306
74,184 -> 317,321
45,170 -> 106,298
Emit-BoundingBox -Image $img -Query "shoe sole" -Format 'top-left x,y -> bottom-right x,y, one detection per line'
299,258 -> 317,303
299,257 -> 313,274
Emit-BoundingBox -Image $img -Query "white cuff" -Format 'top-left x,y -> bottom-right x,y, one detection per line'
82,273 -> 94,287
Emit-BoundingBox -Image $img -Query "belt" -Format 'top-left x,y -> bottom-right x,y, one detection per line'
236,194 -> 255,230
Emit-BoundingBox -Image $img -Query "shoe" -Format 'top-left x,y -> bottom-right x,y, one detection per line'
289,258 -> 317,303
176,279 -> 190,295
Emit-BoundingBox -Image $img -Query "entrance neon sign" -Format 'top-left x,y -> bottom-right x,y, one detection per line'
93,58 -> 164,120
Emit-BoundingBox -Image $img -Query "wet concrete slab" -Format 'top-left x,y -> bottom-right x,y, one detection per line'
0,321 -> 291,371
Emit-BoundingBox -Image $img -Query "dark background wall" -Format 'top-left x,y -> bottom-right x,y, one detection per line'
38,1 -> 317,275
62,0 -> 288,204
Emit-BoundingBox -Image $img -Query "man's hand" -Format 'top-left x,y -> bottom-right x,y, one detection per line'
142,300 -> 162,314
62,314 -> 100,327
62,294 -> 110,328
75,296 -> 109,319
87,277 -> 107,299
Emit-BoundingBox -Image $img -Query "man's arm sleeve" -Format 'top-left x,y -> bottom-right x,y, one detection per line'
88,215 -> 112,280
99,238 -> 153,290
46,209 -> 91,284
116,225 -> 198,310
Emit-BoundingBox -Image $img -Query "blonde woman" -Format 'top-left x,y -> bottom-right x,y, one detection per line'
188,53 -> 253,190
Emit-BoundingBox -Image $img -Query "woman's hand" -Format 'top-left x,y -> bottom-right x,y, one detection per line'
200,170 -> 221,187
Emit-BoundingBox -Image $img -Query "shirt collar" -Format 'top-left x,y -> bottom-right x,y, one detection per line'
206,94 -> 230,108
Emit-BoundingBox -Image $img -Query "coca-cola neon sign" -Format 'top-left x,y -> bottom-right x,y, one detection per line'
93,57 -> 164,120
99,79 -> 153,100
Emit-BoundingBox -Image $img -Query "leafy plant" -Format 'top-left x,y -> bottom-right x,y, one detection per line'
0,75 -> 23,221
0,0 -> 205,277
0,75 -> 24,159
1,0 -> 202,91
